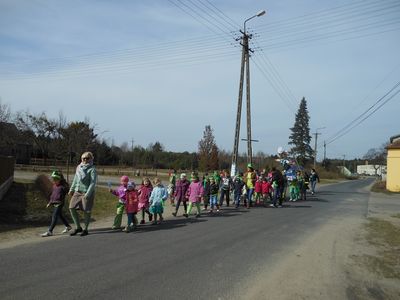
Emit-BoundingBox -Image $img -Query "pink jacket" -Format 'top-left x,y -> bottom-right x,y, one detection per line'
125,190 -> 139,213
186,181 -> 204,203
138,185 -> 153,209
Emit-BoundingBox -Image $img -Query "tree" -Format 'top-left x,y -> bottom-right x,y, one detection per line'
15,110 -> 57,161
0,99 -> 11,123
198,125 -> 219,171
363,143 -> 388,176
288,97 -> 312,165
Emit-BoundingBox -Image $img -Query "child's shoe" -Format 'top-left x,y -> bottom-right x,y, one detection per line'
172,212 -> 177,217
122,226 -> 130,233
148,214 -> 153,222
183,213 -> 189,218
140,220 -> 145,225
61,226 -> 72,234
80,229 -> 89,236
195,214 -> 201,218
41,231 -> 52,237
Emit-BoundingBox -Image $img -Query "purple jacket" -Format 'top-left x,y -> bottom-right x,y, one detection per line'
186,181 -> 204,203
174,179 -> 190,201
111,185 -> 127,203
48,184 -> 67,205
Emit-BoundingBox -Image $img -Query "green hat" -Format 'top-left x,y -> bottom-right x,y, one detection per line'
247,163 -> 253,168
51,170 -> 61,180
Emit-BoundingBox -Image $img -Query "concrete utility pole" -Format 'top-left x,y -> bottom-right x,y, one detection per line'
231,10 -> 266,176
313,127 -> 325,169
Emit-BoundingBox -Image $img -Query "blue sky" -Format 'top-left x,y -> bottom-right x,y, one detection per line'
0,0 -> 399,160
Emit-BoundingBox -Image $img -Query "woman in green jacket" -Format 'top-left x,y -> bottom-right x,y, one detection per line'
68,151 -> 97,236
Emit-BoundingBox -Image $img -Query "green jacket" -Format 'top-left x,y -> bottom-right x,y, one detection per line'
69,165 -> 97,199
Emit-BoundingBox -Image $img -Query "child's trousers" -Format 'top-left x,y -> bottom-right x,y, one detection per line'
127,213 -> 138,227
210,194 -> 218,209
187,202 -> 201,215
113,202 -> 125,228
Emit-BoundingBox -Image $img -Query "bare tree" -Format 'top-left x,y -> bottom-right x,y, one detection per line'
0,99 -> 11,123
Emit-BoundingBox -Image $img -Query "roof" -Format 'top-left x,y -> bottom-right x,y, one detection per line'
390,134 -> 400,144
387,139 -> 400,150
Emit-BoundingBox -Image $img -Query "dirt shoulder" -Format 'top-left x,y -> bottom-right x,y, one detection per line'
242,185 -> 400,300
0,201 -> 177,250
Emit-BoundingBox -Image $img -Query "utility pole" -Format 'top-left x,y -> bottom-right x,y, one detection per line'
131,139 -> 134,170
313,127 -> 325,169
231,10 -> 266,176
323,140 -> 327,162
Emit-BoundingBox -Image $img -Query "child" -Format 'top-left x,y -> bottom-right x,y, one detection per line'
297,171 -> 307,201
203,176 -> 211,211
254,176 -> 263,205
184,173 -> 204,218
219,170 -> 232,207
41,171 -> 71,237
209,177 -> 219,213
109,175 -> 129,229
149,178 -> 168,225
233,174 -> 245,208
172,173 -> 190,217
261,177 -> 272,205
123,181 -> 139,232
288,173 -> 299,202
138,177 -> 153,224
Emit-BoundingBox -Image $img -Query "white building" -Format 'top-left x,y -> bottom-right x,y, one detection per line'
357,164 -> 387,177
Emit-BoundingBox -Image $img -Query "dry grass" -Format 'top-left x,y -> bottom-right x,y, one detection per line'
0,178 -> 116,232
371,180 -> 400,194
359,218 -> 400,279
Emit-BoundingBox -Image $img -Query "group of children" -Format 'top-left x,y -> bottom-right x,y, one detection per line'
41,165 -> 317,236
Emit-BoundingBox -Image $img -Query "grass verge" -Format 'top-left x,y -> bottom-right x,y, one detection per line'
355,218 -> 400,279
0,179 -> 115,232
371,180 -> 400,194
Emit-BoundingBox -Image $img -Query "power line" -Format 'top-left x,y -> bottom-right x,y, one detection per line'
326,80 -> 400,145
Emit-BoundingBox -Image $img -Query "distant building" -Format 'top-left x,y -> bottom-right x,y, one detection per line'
0,122 -> 32,164
357,164 -> 387,176
386,134 -> 400,192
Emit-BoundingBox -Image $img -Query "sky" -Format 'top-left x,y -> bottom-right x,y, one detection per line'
0,0 -> 399,160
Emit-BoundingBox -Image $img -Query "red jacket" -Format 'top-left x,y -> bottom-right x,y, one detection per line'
255,180 -> 263,193
262,181 -> 272,194
125,190 -> 139,213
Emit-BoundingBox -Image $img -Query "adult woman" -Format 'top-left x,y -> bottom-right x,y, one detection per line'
68,151 -> 97,236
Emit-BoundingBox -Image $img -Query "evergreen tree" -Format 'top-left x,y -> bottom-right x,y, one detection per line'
198,125 -> 219,171
288,97 -> 312,165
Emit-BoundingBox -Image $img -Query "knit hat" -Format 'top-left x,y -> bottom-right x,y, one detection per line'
180,173 -> 187,179
247,163 -> 253,169
51,170 -> 62,180
127,181 -> 135,190
120,175 -> 129,182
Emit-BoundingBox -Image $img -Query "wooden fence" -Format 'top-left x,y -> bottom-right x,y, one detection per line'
0,156 -> 15,201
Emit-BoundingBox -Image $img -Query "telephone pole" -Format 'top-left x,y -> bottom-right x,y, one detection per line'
313,127 -> 325,169
231,10 -> 266,176
323,140 -> 327,162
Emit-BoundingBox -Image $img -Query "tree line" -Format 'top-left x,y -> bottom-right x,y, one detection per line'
1,98 -> 385,172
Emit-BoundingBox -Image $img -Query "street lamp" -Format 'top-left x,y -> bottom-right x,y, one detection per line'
244,10 -> 266,33
231,9 -> 266,177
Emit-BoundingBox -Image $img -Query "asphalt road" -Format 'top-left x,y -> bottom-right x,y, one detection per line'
0,179 -> 374,300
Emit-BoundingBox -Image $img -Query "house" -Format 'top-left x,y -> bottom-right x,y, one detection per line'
386,134 -> 400,192
357,164 -> 387,177
0,122 -> 32,164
